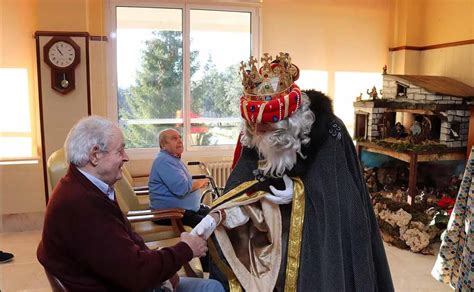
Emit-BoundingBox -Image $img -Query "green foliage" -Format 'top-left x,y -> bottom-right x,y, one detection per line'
120,31 -> 186,122
372,140 -> 447,153
119,31 -> 242,148
191,55 -> 241,118
429,210 -> 449,229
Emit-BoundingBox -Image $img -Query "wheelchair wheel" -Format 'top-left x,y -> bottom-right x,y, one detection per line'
201,189 -> 215,206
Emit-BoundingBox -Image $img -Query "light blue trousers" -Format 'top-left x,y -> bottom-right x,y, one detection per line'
153,277 -> 224,292
176,277 -> 224,292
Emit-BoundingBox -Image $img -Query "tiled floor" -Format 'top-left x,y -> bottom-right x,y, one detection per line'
0,230 -> 452,291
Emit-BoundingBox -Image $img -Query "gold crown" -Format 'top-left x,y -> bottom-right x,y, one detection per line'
240,52 -> 299,98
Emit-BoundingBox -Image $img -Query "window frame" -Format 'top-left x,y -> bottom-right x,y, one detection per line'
105,0 -> 261,160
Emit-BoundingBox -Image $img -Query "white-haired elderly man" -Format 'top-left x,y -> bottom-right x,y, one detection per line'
190,54 -> 394,291
37,115 -> 224,292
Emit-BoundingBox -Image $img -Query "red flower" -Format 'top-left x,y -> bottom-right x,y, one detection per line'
437,196 -> 456,209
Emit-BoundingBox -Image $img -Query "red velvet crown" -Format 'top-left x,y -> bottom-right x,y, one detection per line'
239,52 -> 301,124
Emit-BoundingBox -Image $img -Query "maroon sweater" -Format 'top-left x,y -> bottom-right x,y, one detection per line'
37,165 -> 193,291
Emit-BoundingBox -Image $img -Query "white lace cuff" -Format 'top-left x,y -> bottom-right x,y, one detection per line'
222,206 -> 249,229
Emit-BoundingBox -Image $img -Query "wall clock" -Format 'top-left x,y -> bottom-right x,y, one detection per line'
43,36 -> 81,94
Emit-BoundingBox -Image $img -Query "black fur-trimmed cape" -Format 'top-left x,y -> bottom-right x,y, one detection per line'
210,90 -> 394,291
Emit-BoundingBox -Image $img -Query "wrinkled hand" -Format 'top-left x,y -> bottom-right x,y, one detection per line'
264,175 -> 294,205
197,178 -> 209,189
180,232 -> 208,258
192,178 -> 209,192
190,214 -> 217,240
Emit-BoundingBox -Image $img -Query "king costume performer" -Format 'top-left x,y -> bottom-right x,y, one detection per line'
207,53 -> 394,292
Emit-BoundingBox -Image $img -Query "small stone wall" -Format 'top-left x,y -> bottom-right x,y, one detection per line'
440,110 -> 470,147
353,76 -> 470,147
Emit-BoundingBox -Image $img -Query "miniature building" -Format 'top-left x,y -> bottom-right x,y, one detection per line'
354,74 -> 474,147
353,74 -> 474,203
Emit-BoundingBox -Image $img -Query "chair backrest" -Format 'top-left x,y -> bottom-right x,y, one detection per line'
47,148 -> 68,190
47,147 -> 144,213
115,175 -> 146,212
121,165 -> 134,186
44,268 -> 68,292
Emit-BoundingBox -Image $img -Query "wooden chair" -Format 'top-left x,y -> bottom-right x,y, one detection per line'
44,268 -> 68,292
122,166 -> 149,195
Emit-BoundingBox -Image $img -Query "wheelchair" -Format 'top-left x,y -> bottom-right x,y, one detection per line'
188,161 -> 225,205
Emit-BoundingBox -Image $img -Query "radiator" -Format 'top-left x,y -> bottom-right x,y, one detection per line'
206,160 -> 233,188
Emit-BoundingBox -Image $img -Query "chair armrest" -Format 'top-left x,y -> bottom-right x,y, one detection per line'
125,207 -> 197,277
133,185 -> 149,191
134,189 -> 149,196
127,212 -> 183,223
126,208 -> 194,275
127,208 -> 185,222
127,208 -> 185,216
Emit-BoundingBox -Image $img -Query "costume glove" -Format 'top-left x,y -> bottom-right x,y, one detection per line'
264,175 -> 294,205
190,214 -> 217,240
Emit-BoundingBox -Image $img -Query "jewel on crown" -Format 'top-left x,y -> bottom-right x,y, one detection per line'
240,52 -> 297,99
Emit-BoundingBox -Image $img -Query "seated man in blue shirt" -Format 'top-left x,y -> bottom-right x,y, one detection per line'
149,128 -> 209,227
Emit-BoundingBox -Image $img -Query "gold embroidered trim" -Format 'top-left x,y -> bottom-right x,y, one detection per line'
211,180 -> 259,208
209,239 -> 243,292
284,177 -> 305,292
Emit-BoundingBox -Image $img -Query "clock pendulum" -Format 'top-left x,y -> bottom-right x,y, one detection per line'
60,73 -> 69,89
43,36 -> 80,94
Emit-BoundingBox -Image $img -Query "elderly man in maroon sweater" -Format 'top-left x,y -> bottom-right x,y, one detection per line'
37,116 -> 224,292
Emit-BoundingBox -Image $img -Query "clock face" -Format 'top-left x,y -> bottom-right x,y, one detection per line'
48,41 -> 76,68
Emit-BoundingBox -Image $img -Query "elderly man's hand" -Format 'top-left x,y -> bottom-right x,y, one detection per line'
180,232 -> 208,258
264,175 -> 294,205
191,178 -> 209,191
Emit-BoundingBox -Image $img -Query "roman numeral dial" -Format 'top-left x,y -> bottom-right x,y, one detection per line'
43,36 -> 81,94
48,41 -> 76,68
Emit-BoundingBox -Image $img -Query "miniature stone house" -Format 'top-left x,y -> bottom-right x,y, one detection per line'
354,74 -> 474,148
354,74 -> 474,202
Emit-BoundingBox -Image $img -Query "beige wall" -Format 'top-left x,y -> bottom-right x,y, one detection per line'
262,0 -> 393,97
0,0 -> 107,231
390,0 -> 425,47
417,0 -> 474,86
421,0 -> 474,45
0,0 -> 45,231
390,0 -> 473,47
389,0 -> 474,86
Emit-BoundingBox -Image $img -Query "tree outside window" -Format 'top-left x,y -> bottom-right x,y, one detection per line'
115,6 -> 252,149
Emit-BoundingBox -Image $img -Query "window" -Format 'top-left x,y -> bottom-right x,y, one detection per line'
110,2 -> 259,152
0,68 -> 35,160
396,82 -> 408,97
